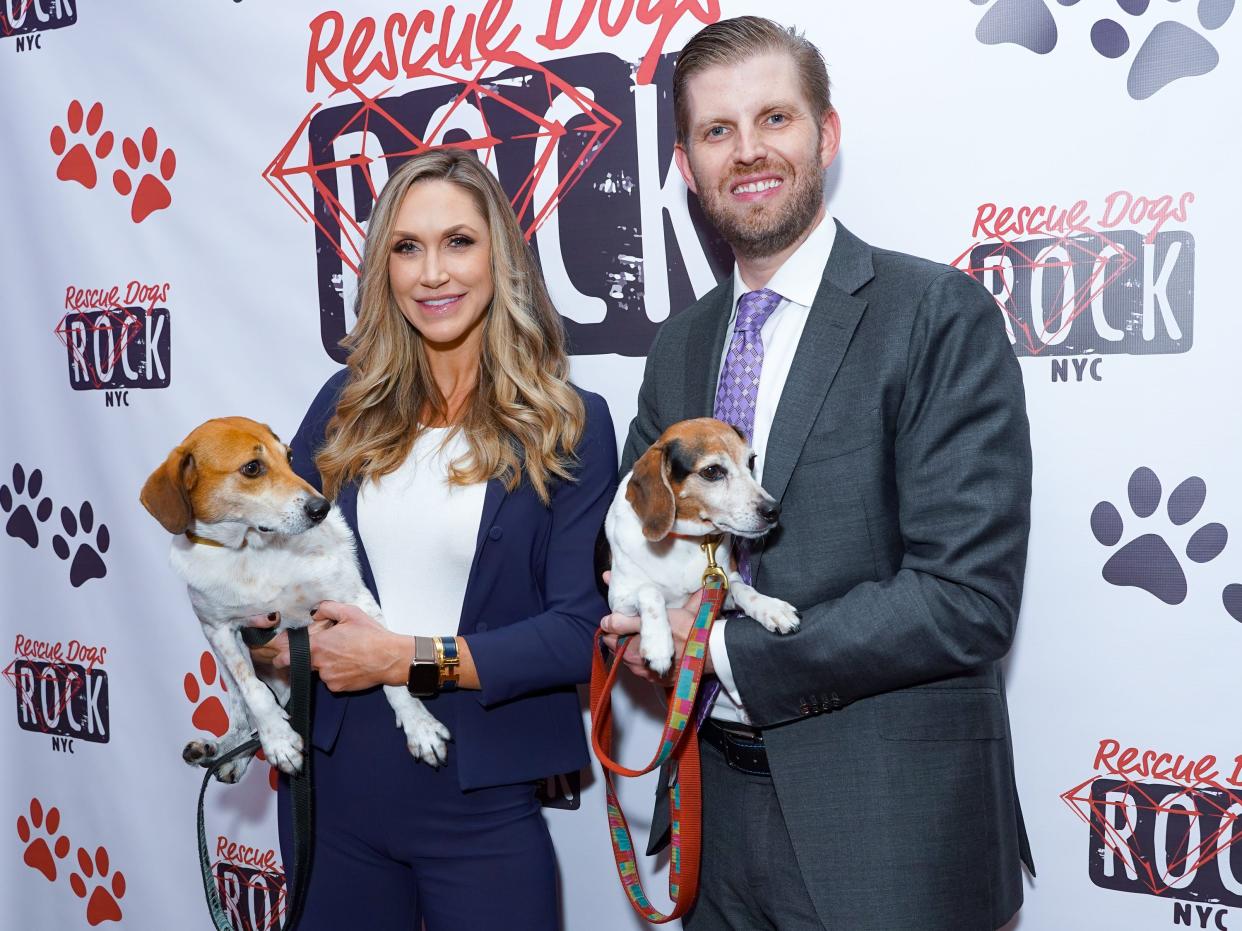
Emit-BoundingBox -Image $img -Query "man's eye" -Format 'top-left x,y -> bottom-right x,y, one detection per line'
707,126 -> 727,139
240,460 -> 265,478
699,465 -> 725,481
767,113 -> 787,126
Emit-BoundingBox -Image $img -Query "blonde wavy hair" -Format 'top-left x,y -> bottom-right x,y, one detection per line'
316,148 -> 585,504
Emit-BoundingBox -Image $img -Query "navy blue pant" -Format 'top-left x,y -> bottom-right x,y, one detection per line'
277,689 -> 558,930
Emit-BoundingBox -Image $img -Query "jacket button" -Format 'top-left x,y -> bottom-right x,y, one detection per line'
476,622 -> 489,632
799,700 -> 811,716
488,526 -> 503,541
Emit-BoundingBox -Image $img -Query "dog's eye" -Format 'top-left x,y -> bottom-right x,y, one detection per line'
286,447 -> 294,464
748,454 -> 757,472
240,460 -> 266,478
699,464 -> 725,482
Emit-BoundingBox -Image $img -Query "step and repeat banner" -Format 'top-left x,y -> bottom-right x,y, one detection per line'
3,1 -> 1240,928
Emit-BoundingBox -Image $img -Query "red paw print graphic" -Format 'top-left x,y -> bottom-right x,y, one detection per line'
69,845 -> 126,926
185,651 -> 278,790
16,798 -> 71,882
50,100 -> 114,190
184,650 -> 229,737
113,127 -> 175,223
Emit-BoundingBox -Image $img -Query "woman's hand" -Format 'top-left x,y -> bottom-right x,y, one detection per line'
307,601 -> 414,692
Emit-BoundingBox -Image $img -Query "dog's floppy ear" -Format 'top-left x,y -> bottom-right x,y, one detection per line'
626,441 -> 676,541
140,447 -> 197,534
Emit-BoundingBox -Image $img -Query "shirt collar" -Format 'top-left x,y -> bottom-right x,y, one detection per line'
730,209 -> 837,316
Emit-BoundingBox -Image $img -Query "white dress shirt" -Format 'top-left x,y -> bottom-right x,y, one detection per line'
708,211 -> 838,725
357,428 -> 486,638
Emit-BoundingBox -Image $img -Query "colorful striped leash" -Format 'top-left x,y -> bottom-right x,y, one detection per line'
589,539 -> 728,923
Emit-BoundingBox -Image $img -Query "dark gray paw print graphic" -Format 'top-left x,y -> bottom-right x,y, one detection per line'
972,0 -> 1232,98
1,464 -> 53,549
1091,467 -> 1227,605
52,501 -> 110,588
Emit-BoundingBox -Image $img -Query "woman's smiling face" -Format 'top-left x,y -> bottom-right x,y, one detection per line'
387,179 -> 494,352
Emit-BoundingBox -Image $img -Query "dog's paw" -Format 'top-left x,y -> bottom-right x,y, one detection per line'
182,739 -> 217,766
640,628 -> 676,676
213,754 -> 254,784
405,718 -> 451,767
751,597 -> 800,635
259,727 -> 304,775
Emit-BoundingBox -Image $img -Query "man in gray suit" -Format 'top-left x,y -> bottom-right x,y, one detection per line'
600,16 -> 1034,931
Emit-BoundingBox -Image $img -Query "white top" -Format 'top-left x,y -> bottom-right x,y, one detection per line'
357,428 -> 486,638
709,211 -> 838,725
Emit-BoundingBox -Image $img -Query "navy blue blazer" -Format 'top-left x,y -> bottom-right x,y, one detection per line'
289,370 -> 617,791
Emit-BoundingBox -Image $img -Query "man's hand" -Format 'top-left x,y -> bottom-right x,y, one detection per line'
599,588 -> 709,686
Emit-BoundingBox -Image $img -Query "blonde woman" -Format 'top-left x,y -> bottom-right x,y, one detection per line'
250,148 -> 617,929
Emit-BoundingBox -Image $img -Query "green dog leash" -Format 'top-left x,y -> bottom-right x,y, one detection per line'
197,626 -> 314,930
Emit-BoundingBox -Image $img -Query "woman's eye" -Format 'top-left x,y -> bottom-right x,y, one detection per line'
699,465 -> 725,482
393,240 -> 418,254
448,235 -> 473,248
241,460 -> 265,478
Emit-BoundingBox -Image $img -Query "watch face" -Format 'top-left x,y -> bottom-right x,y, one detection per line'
407,663 -> 440,697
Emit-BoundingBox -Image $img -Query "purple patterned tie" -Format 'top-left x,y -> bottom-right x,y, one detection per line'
696,287 -> 782,726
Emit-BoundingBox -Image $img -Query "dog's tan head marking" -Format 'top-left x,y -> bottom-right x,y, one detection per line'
626,418 -> 779,542
140,417 -> 329,536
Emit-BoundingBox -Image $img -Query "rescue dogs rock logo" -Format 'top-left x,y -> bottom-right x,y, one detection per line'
7,633 -> 110,749
3,0 -> 77,51
269,3 -> 733,361
970,0 -> 1233,99
57,281 -> 173,402
213,835 -> 286,931
1090,467 -> 1242,622
955,191 -> 1194,370
1064,738 -> 1242,926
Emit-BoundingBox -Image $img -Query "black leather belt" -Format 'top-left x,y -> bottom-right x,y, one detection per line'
701,719 -> 770,776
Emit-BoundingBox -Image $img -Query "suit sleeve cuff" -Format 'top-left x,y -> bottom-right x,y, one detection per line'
708,618 -> 745,708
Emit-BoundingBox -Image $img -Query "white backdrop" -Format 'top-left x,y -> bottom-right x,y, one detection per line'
4,1 -> 1241,928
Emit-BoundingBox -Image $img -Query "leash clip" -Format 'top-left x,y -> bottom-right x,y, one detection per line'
700,535 -> 729,591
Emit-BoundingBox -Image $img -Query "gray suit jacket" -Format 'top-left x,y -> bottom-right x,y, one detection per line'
621,221 -> 1034,931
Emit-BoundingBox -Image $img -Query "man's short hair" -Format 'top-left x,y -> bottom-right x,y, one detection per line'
673,16 -> 832,146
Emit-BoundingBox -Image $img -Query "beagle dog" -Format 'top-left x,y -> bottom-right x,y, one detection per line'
604,418 -> 800,675
140,416 -> 449,782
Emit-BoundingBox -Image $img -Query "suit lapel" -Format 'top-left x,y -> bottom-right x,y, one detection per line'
458,477 -> 510,634
683,281 -> 734,419
751,222 -> 875,580
337,479 -> 379,598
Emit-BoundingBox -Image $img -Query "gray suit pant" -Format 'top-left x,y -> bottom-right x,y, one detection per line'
684,736 -> 824,930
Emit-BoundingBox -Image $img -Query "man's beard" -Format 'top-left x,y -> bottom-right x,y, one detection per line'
695,151 -> 824,260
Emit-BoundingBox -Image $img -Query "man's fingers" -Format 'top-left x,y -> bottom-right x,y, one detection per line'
601,612 -> 642,636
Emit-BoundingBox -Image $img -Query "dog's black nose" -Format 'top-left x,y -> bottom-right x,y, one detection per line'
759,499 -> 780,524
305,497 -> 331,524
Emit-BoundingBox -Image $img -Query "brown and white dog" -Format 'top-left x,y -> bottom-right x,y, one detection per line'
604,418 -> 800,675
140,416 -> 449,782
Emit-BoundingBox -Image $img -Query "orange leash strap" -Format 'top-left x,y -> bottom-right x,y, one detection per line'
589,570 -> 726,923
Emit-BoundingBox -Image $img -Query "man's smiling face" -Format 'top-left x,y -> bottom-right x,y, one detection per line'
675,51 -> 839,260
